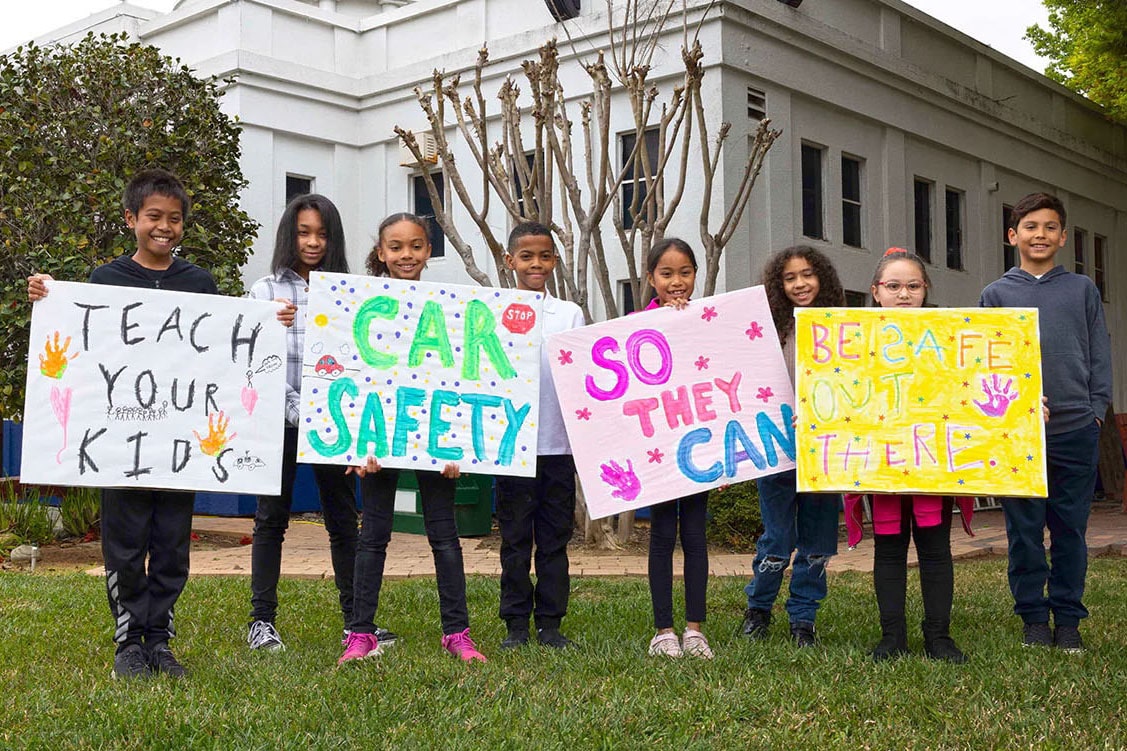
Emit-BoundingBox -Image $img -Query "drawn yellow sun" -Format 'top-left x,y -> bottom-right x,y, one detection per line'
314,313 -> 329,327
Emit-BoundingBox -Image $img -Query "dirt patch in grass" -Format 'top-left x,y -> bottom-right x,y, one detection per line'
1,531 -> 246,573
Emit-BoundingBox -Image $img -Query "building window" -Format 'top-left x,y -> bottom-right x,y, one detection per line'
841,155 -> 863,248
1094,234 -> 1107,301
621,128 -> 660,230
945,188 -> 963,271
801,143 -> 825,240
1002,204 -> 1016,270
844,289 -> 868,307
1073,227 -> 1086,276
619,279 -> 637,315
286,174 -> 313,203
913,178 -> 932,263
747,87 -> 767,120
413,173 -> 445,258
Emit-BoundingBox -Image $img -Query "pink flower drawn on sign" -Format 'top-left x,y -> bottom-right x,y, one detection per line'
745,321 -> 764,340
647,448 -> 664,464
756,386 -> 773,403
558,350 -> 574,365
49,385 -> 72,464
701,306 -> 718,322
576,408 -> 591,420
694,356 -> 709,371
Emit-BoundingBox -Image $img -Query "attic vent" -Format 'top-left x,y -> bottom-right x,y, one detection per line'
747,87 -> 767,120
399,132 -> 438,167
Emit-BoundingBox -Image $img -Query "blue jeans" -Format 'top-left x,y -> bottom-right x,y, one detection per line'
744,469 -> 840,624
1002,421 -> 1098,627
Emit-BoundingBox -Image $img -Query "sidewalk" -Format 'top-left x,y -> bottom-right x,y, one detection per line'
166,504 -> 1127,581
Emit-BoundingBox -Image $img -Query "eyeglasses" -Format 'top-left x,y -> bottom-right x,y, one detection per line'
876,281 -> 927,294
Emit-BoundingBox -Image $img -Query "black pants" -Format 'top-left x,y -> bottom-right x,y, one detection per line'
495,454 -> 576,630
872,497 -> 954,632
350,469 -> 468,636
101,487 -> 194,652
648,492 -> 709,630
250,426 -> 359,624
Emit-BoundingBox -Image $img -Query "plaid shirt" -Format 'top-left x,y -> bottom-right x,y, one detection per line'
248,268 -> 309,427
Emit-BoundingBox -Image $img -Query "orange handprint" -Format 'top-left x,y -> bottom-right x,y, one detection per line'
39,331 -> 79,379
193,411 -> 238,456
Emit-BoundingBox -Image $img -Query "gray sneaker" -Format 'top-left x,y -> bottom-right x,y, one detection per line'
248,620 -> 285,652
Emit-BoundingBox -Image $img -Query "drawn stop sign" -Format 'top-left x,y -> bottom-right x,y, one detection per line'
502,303 -> 537,334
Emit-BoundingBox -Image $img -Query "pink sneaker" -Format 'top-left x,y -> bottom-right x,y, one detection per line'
337,632 -> 380,665
441,628 -> 487,663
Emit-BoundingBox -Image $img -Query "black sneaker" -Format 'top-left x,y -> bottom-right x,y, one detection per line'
537,627 -> 575,649
740,608 -> 772,641
924,636 -> 968,664
148,645 -> 187,679
112,644 -> 150,680
871,635 -> 909,663
1022,622 -> 1052,647
790,621 -> 817,648
500,628 -> 530,650
342,626 -> 399,648
1052,625 -> 1085,653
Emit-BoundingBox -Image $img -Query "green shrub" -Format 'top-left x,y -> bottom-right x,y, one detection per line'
59,486 -> 100,539
2,486 -> 55,545
707,480 -> 762,552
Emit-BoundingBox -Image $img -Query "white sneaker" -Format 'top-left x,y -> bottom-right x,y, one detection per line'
648,632 -> 683,658
682,629 -> 714,659
247,620 -> 285,652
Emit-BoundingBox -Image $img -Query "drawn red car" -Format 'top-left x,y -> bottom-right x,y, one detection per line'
314,354 -> 345,377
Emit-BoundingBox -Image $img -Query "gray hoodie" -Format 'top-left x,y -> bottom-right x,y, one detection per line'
979,265 -> 1111,435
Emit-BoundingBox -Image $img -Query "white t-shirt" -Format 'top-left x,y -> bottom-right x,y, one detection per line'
536,293 -> 586,455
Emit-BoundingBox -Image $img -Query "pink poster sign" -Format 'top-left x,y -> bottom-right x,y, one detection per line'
548,287 -> 795,520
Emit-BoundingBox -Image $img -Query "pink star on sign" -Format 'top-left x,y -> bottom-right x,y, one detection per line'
558,350 -> 574,365
701,306 -> 718,322
647,448 -> 664,464
695,355 -> 710,371
755,386 -> 773,403
576,408 -> 591,420
745,321 -> 764,340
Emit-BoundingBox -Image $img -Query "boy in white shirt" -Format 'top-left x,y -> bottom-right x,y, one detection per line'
496,223 -> 585,649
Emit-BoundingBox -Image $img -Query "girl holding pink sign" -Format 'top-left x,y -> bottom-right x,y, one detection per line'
640,238 -> 714,660
741,246 -> 845,648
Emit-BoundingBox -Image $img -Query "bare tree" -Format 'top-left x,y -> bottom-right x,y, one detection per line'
397,0 -> 780,546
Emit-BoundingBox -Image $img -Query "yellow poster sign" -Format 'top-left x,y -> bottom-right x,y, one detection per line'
794,308 -> 1046,497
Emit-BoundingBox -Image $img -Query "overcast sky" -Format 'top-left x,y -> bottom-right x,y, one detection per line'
2,1 -> 1052,72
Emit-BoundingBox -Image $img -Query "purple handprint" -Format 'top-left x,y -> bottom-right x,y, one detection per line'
973,374 -> 1018,418
600,459 -> 641,501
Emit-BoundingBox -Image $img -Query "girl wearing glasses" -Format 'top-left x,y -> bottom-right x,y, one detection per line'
845,248 -> 975,663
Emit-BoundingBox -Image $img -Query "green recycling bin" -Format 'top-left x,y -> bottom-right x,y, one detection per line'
390,471 -> 494,537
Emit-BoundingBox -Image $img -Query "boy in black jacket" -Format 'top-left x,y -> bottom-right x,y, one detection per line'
27,169 -> 277,679
979,192 -> 1112,653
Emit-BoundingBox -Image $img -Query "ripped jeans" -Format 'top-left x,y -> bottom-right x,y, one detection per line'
744,469 -> 840,625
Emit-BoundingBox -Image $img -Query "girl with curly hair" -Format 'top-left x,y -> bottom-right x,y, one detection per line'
740,245 -> 845,648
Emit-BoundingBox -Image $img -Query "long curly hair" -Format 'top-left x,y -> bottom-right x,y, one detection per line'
761,245 -> 845,343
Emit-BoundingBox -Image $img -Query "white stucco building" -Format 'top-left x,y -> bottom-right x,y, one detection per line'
24,0 -> 1127,406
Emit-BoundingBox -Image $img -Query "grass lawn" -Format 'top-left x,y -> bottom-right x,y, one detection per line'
1,558 -> 1125,750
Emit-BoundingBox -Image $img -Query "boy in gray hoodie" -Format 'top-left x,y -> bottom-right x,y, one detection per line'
979,192 -> 1111,653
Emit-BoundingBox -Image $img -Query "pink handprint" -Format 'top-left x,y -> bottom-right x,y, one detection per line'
973,374 -> 1018,418
600,459 -> 641,501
